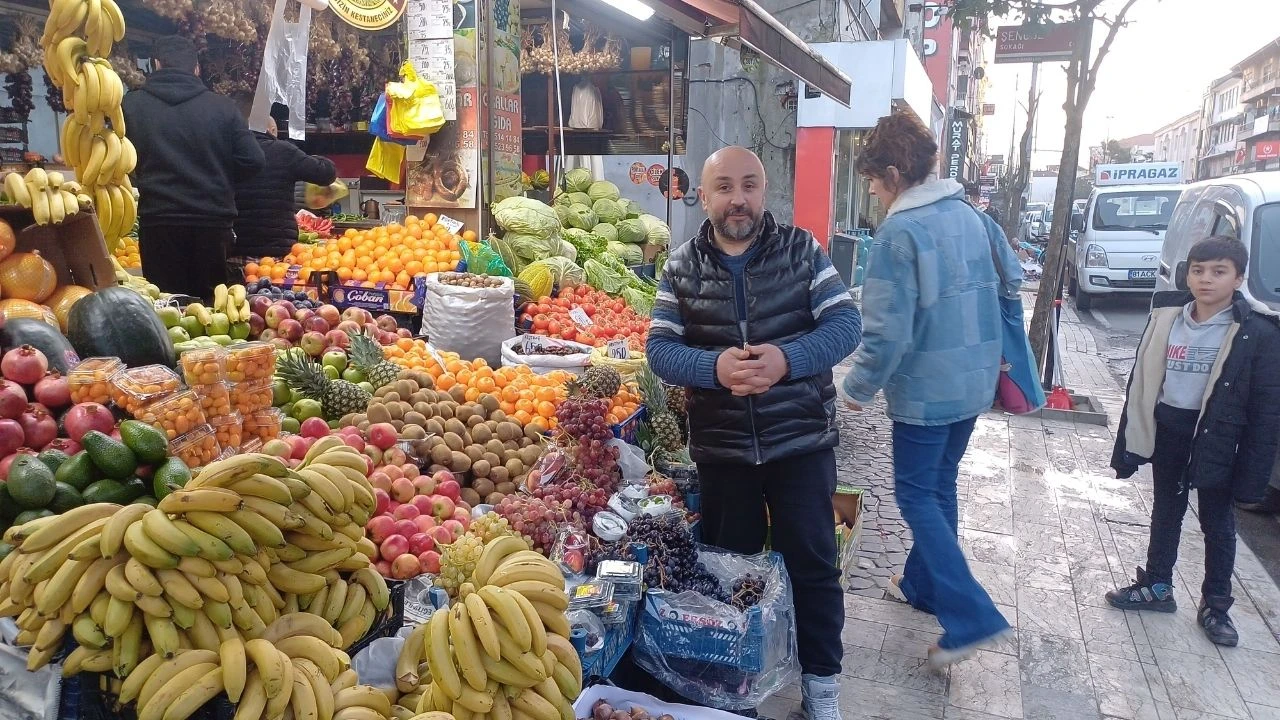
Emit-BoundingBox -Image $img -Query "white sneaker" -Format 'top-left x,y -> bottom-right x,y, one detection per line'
926,628 -> 1013,670
887,575 -> 908,603
800,674 -> 841,720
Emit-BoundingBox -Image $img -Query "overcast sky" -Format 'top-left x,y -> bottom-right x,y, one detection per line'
979,0 -> 1279,169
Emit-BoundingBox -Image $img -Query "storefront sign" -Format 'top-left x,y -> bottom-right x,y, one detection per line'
482,0 -> 523,202
922,3 -> 955,110
646,164 -> 665,187
944,116 -> 969,180
330,0 -> 407,31
629,163 -> 648,184
1255,141 -> 1280,161
1094,162 -> 1182,186
994,22 -> 1082,64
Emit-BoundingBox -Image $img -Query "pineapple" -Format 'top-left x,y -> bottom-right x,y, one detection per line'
578,365 -> 621,399
665,384 -> 688,419
347,330 -> 399,390
639,366 -> 684,451
276,349 -> 372,419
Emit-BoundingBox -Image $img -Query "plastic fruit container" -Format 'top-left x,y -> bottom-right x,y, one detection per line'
192,382 -> 233,420
110,364 -> 182,416
180,347 -> 227,386
68,357 -> 124,405
242,408 -> 283,444
136,389 -> 207,441
226,342 -> 276,383
170,424 -> 220,468
210,412 -> 243,450
230,378 -> 275,415
240,437 -> 264,454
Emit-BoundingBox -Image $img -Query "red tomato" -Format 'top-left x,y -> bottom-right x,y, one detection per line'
561,327 -> 577,341
547,320 -> 562,336
534,314 -> 550,331
582,304 -> 596,317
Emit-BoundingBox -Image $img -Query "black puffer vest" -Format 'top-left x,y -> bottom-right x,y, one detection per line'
664,212 -> 838,465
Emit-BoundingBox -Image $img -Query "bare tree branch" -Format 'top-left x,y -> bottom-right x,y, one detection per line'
1082,0 -> 1141,98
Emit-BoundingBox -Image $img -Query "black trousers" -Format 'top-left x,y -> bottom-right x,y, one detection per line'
697,448 -> 844,677
1145,403 -> 1236,604
138,225 -> 234,302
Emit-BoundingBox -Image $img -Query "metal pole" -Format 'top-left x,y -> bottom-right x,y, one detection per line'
666,26 -> 676,228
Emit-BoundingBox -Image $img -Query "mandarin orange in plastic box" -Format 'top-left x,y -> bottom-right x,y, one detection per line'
68,357 -> 124,405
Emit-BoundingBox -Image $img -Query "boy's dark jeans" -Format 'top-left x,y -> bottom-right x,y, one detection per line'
1146,403 -> 1236,603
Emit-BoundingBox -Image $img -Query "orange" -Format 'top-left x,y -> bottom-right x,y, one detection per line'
462,230 -> 478,242
514,410 -> 533,426
436,374 -> 456,391
244,262 -> 260,277
424,213 -> 438,227
464,387 -> 481,402
536,401 -> 556,418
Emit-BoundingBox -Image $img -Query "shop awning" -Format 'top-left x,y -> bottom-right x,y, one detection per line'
650,0 -> 852,107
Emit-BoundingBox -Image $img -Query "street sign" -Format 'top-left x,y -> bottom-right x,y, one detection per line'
945,116 -> 969,180
982,103 -> 996,116
994,22 -> 1082,64
1256,141 -> 1280,161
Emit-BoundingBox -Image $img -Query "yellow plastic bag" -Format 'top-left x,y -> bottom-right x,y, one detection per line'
366,137 -> 405,182
387,62 -> 445,138
303,180 -> 350,209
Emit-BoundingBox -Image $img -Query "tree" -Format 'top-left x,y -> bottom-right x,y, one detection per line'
1002,79 -> 1042,243
949,0 -> 1145,376
1105,139 -> 1133,164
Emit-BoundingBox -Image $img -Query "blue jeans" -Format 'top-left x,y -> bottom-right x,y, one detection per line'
893,417 -> 1010,649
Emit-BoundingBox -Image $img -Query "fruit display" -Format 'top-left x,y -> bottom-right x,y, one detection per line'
244,214 -> 472,291
39,0 -> 138,249
112,234 -> 141,269
277,348 -> 372,422
519,286 -> 650,350
2,168 -> 91,226
436,272 -> 505,289
394,537 -> 580,720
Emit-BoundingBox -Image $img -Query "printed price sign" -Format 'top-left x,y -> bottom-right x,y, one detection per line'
607,339 -> 629,360
437,214 -> 465,234
568,307 -> 593,327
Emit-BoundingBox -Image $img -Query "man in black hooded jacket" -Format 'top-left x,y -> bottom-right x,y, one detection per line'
122,36 -> 264,300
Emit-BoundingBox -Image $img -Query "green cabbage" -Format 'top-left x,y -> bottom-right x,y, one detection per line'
616,218 -> 647,244
506,232 -> 560,261
562,227 -> 606,259
622,286 -> 655,316
555,203 -> 574,227
558,239 -> 577,262
592,223 -> 618,244
565,204 -> 598,231
592,199 -> 623,225
565,168 -> 594,193
528,257 -> 586,288
553,188 -> 574,207
607,241 -> 643,265
493,197 -> 560,238
587,180 -> 621,203
638,214 -> 670,247
569,192 -> 592,207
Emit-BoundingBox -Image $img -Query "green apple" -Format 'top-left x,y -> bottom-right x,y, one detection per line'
157,306 -> 182,329
281,417 -> 301,434
209,334 -> 234,346
357,382 -> 374,395
272,379 -> 292,406
293,399 -> 323,421
229,322 -> 251,340
280,401 -> 294,418
322,364 -> 339,381
322,351 -> 348,374
289,389 -> 302,404
179,316 -> 205,338
208,312 -> 231,336
341,366 -> 365,384
167,326 -> 191,344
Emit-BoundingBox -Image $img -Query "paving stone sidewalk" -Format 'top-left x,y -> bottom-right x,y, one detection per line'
760,295 -> 1280,720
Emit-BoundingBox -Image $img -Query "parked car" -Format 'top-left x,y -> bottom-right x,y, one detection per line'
1065,183 -> 1184,310
1155,172 -> 1280,311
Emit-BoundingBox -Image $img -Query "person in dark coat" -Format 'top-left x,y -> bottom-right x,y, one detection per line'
1106,236 -> 1280,647
122,36 -> 264,301
229,99 -> 338,270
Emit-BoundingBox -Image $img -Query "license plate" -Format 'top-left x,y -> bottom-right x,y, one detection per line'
1128,269 -> 1156,279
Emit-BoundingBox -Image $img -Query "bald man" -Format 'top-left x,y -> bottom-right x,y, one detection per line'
647,147 -> 862,719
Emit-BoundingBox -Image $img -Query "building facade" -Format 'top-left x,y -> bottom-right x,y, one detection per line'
1235,37 -> 1280,173
1153,111 -> 1201,181
1197,72 -> 1245,179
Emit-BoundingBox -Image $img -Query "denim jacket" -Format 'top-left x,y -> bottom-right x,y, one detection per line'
841,179 -> 1022,426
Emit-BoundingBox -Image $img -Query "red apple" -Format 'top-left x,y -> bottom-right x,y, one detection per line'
277,300 -> 298,317
341,433 -> 365,453
376,314 -> 399,333
427,525 -> 453,547
299,331 -> 326,357
317,304 -> 341,327
401,463 -> 420,480
300,416 -> 331,439
380,534 -> 409,562
336,320 -> 362,336
278,319 -> 304,343
442,519 -> 464,540
409,532 -> 435,555
431,495 -> 456,520
375,560 -> 392,577
393,503 -> 420,521
324,329 -> 351,350
391,477 -> 415,503
378,331 -> 399,346
264,304 -> 291,329
397,328 -> 413,338
419,550 -> 441,574
249,295 -> 273,317
341,307 -> 374,325
366,515 -> 395,544
304,315 -> 331,335
259,327 -> 278,342
373,489 -> 391,516
294,308 -> 315,324
286,435 -> 310,460
391,553 -> 422,579
413,475 -> 437,495
386,500 -> 401,514
369,471 -> 392,493
248,313 -> 266,338
411,495 -> 435,515
436,478 -> 460,502
269,338 -> 292,351
382,464 -> 404,481
393,519 -> 418,539
262,438 -> 291,459
364,446 -> 384,467
452,507 -> 472,527
383,446 -> 408,466
368,423 -> 398,451
413,515 -> 437,533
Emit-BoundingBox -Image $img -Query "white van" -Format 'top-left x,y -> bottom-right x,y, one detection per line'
1066,183 -> 1184,310
1155,172 -> 1280,310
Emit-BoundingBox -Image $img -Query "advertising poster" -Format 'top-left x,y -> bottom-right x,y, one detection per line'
483,0 -> 523,202
407,0 -> 479,208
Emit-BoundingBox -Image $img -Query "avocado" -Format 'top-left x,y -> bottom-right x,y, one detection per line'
0,483 -> 15,521
7,456 -> 57,509
0,541 -> 13,562
37,449 -> 71,475
54,451 -> 100,492
81,430 -> 138,480
133,495 -> 158,507
120,476 -> 149,502
152,457 -> 191,500
47,482 -> 86,513
13,509 -> 54,525
81,479 -> 134,505
119,420 -> 169,465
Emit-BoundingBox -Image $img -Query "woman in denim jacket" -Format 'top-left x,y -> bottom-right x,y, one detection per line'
841,110 -> 1021,668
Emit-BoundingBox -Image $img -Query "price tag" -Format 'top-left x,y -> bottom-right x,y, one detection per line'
437,215 -> 465,234
522,335 -> 548,355
568,307 -> 593,327
607,339 -> 629,360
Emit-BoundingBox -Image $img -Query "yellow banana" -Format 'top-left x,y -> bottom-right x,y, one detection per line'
72,612 -> 109,649
177,556 -> 217,578
426,608 -> 462,699
352,567 -> 391,612
36,557 -> 91,615
232,673 -> 267,720
335,685 -> 393,715
88,591 -> 110,629
331,668 -> 359,694
450,602 -> 489,691
396,620 -> 428,692
79,135 -> 107,187
494,623 -> 547,682
544,633 -> 582,682
267,564 -> 327,595
336,600 -> 376,649
512,686 -> 559,720
508,590 -> 548,658
137,662 -> 218,720
46,187 -> 65,224
158,487 -> 243,514
243,494 -> 308,530
144,613 -> 180,658
155,666 -> 224,720
169,598 -> 196,629
119,652 -> 167,704
102,507 -> 154,559
286,547 -> 353,576
114,610 -> 145,676
62,189 -> 79,216
4,172 -> 31,206
473,535 -> 531,586
277,634 -> 341,681
488,560 -> 565,592
479,586 -> 532,653
101,0 -> 125,40
105,562 -> 142,602
190,453 -> 289,489
262,611 -> 344,647
289,663 -> 320,720
503,580 -> 569,611
295,657 -> 335,720
124,520 -> 180,569
462,591 -> 502,661
228,474 -> 292,505
225,508 -> 288,549
167,518 -> 236,561
217,637 -> 247,703
19,503 -> 120,553
181,510 -> 256,556
135,649 -> 218,709
265,649 -> 296,719
308,464 -> 356,511
143,509 -> 203,557
321,578 -> 348,625
103,593 -> 134,636
122,557 -> 165,597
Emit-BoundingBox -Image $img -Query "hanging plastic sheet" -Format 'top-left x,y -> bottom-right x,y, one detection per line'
250,0 -> 311,139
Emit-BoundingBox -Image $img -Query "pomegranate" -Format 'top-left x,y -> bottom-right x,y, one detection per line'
18,404 -> 57,449
33,372 -> 70,410
63,402 -> 116,442
0,448 -> 37,477
1,345 -> 48,385
43,436 -> 81,455
0,418 -> 24,457
0,379 -> 26,419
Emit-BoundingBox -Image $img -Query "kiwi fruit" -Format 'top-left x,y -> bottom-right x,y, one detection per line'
497,422 -> 520,442
479,395 -> 500,414
503,440 -> 520,453
466,414 -> 485,428
443,432 -> 465,451
444,418 -> 467,437
482,452 -> 501,469
486,492 -> 506,505
430,444 -> 452,465
396,380 -> 418,398
455,406 -> 474,424
425,418 -> 445,437
411,390 -> 431,404
465,445 -> 485,462
472,461 -> 492,480
387,403 -> 406,420
449,385 -> 467,403
404,411 -> 427,427
451,451 -> 473,472
461,488 -> 482,507
483,439 -> 505,456
489,409 -> 508,423
402,424 -> 426,440
391,419 -> 405,432
519,446 -> 541,466
524,423 -> 545,441
495,482 -> 516,495
505,458 -> 525,477
489,466 -> 510,484
471,424 -> 493,444
383,391 -> 401,404
358,420 -> 370,431
367,404 -> 392,425
472,477 -> 495,496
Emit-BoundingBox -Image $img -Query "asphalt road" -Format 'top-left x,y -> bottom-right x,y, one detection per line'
1072,291 -> 1280,590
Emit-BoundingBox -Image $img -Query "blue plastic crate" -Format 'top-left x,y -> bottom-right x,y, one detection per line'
637,590 -> 767,673
581,600 -> 638,680
610,406 -> 647,445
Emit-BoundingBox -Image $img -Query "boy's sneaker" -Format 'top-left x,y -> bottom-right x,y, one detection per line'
799,674 -> 841,720
1105,567 -> 1177,612
1198,598 -> 1239,647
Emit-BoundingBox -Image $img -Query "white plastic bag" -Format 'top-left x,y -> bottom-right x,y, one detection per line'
568,81 -> 603,129
350,635 -> 403,693
500,335 -> 594,374
609,438 -> 649,480
250,0 -> 311,140
420,274 -> 515,367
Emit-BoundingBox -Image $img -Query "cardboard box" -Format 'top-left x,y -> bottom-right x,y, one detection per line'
0,204 -> 116,291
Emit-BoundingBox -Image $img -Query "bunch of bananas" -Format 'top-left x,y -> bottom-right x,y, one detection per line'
3,167 -> 91,225
109,254 -> 162,298
41,0 -> 137,249
213,283 -> 252,324
395,537 -> 580,720
0,442 -> 400,719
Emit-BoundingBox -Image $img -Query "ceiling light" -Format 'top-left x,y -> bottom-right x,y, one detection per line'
598,0 -> 655,21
